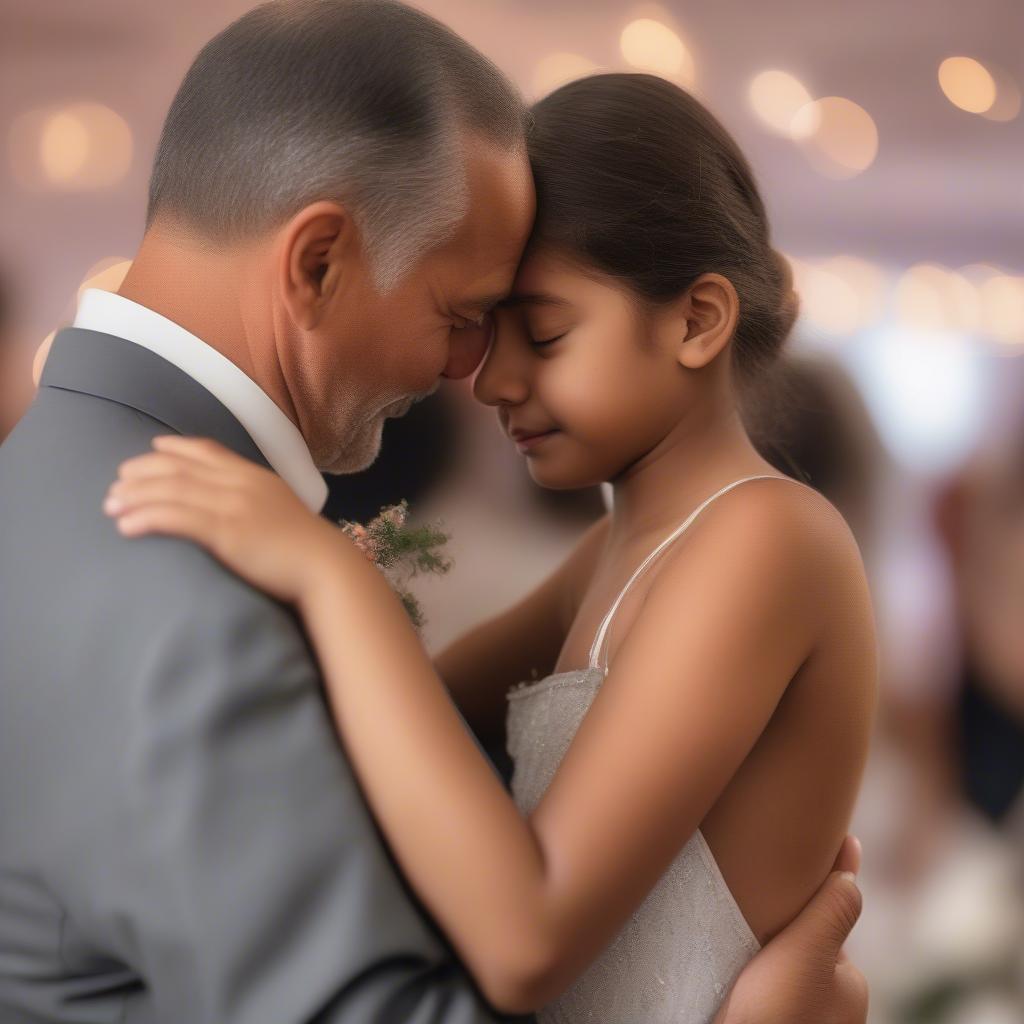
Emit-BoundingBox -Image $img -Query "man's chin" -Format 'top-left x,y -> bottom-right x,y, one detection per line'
318,415 -> 386,475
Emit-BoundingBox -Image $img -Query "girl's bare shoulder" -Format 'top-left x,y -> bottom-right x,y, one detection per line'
700,476 -> 868,600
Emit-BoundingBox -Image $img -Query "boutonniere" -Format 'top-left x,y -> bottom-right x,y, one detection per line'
338,501 -> 452,631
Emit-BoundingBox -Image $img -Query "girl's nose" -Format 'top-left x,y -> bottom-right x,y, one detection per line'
472,319 -> 531,407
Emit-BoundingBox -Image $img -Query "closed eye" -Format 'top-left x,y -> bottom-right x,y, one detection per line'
530,332 -> 566,349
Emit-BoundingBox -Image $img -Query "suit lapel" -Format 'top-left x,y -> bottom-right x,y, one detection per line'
40,327 -> 272,471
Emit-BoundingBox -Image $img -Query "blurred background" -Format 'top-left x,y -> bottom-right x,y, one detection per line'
2,1 -> 1022,1020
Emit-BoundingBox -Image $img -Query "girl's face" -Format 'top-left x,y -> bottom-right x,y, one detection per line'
472,248 -> 696,490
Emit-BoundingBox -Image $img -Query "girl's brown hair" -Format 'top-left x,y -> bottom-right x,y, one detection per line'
527,73 -> 799,386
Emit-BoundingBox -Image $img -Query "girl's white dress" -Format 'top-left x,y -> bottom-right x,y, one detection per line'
506,476 -> 794,1023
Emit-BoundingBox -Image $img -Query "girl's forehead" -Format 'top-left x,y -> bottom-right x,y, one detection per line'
508,249 -> 608,307
511,248 -> 563,292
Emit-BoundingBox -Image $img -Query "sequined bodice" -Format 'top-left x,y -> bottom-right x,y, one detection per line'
504,476 -> 792,1023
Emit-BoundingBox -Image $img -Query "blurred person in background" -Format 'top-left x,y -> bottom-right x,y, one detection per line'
937,403 -> 1024,836
755,349 -> 1024,1021
750,352 -> 882,553
895,364 -> 1024,1023
848,370 -> 1024,1023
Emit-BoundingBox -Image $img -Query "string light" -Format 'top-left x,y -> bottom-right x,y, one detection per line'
77,257 -> 132,301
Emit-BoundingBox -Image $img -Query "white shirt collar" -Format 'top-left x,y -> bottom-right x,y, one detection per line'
73,288 -> 328,513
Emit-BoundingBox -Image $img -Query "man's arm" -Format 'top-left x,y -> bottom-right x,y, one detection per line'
110,550 -> 525,1024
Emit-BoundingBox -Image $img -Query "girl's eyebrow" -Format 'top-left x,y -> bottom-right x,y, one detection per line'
497,291 -> 570,309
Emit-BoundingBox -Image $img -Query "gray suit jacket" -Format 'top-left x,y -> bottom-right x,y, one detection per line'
0,328 -> 527,1024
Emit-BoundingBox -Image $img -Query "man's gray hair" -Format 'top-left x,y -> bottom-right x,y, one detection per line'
147,0 -> 527,290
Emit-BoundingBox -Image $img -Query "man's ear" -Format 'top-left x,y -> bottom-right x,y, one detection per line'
277,201 -> 360,331
675,273 -> 740,371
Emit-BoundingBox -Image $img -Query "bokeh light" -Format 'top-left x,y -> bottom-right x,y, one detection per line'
8,101 -> 132,191
32,331 -> 55,387
619,18 -> 694,87
896,263 -> 963,332
792,96 -> 878,178
979,274 -> 1024,346
886,263 -> 1024,346
943,269 -> 984,334
748,70 -> 817,138
790,257 -> 864,337
77,257 -> 132,301
820,255 -> 887,327
938,56 -> 997,114
40,111 -> 91,184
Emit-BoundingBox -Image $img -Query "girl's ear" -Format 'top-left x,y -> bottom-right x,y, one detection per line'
676,273 -> 739,371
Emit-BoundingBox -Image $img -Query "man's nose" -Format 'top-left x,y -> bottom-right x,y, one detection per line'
441,321 -> 491,380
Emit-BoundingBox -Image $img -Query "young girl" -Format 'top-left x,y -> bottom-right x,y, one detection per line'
103,74 -> 877,1022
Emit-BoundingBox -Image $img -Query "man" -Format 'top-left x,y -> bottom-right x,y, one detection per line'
0,2 -> 866,1021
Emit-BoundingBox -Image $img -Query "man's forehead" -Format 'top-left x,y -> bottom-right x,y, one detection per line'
429,141 -> 535,309
453,252 -> 524,311
454,141 -> 534,252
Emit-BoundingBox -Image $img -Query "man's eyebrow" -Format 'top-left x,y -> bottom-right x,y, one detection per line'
496,292 -> 570,309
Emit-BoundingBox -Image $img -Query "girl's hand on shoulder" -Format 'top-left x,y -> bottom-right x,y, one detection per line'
103,435 -> 343,605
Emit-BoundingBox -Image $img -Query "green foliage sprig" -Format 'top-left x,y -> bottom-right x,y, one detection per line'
337,501 -> 453,631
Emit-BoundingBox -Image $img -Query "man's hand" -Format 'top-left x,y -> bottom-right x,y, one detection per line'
714,835 -> 868,1024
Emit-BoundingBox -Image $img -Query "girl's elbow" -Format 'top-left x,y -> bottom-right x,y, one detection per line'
479,969 -> 556,1016
474,940 -> 570,1015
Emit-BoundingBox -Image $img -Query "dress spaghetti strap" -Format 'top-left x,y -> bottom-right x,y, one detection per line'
586,475 -> 803,673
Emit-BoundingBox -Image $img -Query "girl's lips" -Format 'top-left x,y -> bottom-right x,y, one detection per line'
514,429 -> 559,453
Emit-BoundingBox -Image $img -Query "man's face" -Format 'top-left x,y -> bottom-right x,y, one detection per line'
288,139 -> 536,474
